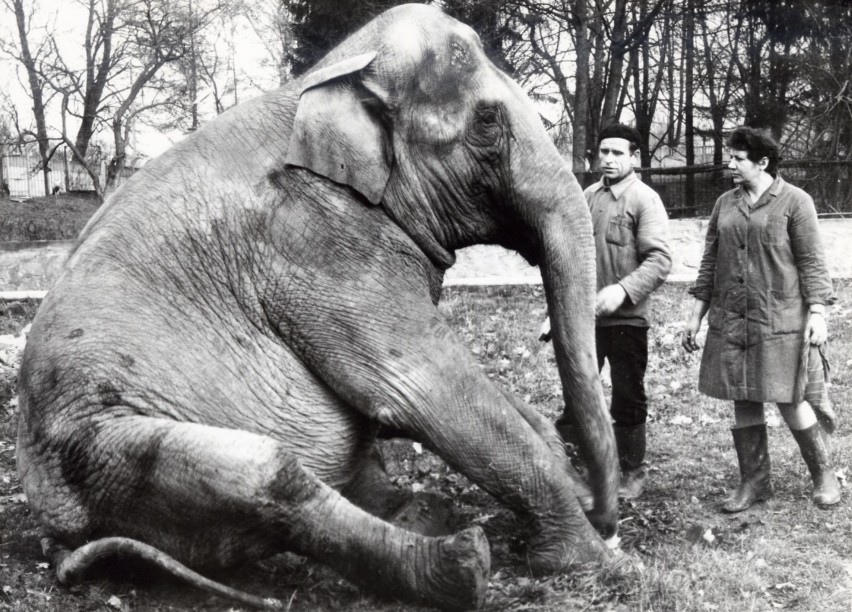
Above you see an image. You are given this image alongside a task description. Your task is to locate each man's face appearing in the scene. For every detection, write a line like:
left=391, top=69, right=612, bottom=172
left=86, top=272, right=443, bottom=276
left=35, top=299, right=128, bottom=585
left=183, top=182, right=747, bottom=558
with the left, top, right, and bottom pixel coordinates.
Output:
left=598, top=137, right=637, bottom=183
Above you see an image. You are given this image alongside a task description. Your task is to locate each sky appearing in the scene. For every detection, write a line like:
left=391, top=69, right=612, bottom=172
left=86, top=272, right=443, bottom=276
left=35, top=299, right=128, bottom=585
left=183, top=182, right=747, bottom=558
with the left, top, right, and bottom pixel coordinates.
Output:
left=0, top=0, right=280, bottom=160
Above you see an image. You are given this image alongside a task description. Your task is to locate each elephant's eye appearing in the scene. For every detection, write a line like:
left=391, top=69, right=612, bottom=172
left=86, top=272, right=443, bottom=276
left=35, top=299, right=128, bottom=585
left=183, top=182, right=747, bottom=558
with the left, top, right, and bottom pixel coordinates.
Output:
left=477, top=107, right=500, bottom=127
left=469, top=105, right=503, bottom=148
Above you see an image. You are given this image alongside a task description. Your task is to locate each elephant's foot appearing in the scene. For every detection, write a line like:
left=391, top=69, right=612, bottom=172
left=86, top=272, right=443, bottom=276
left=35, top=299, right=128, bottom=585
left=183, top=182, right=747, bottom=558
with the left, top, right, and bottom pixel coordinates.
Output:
left=326, top=523, right=490, bottom=611
left=411, top=526, right=490, bottom=611
left=524, top=516, right=611, bottom=576
left=390, top=491, right=454, bottom=536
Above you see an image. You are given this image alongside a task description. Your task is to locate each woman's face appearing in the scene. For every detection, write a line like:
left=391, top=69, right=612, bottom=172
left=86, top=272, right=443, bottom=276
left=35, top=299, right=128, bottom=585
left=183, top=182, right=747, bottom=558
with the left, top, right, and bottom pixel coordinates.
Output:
left=727, top=148, right=767, bottom=188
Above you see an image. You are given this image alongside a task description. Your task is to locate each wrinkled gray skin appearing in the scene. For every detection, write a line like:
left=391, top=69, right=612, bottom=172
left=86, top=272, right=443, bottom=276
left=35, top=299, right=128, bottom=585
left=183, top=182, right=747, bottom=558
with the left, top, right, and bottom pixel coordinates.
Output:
left=16, top=5, right=618, bottom=610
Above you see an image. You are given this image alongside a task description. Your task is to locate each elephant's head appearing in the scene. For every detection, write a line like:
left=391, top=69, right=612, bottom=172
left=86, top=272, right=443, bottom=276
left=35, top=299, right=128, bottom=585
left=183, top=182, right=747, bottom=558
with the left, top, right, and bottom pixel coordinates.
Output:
left=285, top=4, right=618, bottom=531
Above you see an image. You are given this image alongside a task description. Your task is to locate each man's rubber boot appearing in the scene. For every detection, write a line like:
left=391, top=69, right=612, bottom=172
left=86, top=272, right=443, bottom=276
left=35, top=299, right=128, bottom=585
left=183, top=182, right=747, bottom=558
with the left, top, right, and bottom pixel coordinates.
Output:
left=723, top=424, right=773, bottom=513
left=791, top=423, right=841, bottom=507
left=614, top=423, right=647, bottom=500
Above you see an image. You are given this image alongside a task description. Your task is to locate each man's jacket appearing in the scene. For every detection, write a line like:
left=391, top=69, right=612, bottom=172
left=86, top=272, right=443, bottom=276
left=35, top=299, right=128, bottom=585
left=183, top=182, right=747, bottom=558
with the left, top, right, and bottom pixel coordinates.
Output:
left=586, top=172, right=672, bottom=327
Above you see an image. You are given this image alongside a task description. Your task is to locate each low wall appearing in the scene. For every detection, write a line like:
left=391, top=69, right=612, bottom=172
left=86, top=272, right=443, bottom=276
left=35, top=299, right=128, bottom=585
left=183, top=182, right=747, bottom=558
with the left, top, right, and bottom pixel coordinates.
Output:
left=444, top=218, right=852, bottom=285
left=0, top=219, right=849, bottom=296
left=0, top=240, right=76, bottom=296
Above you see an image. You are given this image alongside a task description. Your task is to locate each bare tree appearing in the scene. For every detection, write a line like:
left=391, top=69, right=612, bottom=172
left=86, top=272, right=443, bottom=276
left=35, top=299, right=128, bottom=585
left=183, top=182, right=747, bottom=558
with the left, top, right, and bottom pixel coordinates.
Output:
left=39, top=0, right=221, bottom=196
left=2, top=0, right=55, bottom=195
left=627, top=0, right=671, bottom=166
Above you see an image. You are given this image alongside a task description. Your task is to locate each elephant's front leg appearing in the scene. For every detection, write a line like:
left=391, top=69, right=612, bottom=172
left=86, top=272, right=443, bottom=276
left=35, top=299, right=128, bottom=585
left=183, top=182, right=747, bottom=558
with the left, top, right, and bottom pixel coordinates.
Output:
left=285, top=290, right=611, bottom=570
left=500, top=389, right=595, bottom=513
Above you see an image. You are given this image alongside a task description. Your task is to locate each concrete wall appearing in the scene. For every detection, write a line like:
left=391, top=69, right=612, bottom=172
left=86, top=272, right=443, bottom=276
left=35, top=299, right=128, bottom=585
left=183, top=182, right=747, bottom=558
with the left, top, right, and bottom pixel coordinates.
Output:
left=0, top=220, right=849, bottom=296
left=0, top=240, right=76, bottom=296
left=444, top=218, right=852, bottom=285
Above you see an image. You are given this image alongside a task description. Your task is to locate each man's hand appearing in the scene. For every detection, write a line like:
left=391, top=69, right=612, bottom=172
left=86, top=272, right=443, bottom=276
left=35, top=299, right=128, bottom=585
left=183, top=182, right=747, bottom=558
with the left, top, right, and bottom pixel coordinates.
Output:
left=805, top=312, right=827, bottom=346
left=595, top=284, right=627, bottom=318
left=539, top=316, right=552, bottom=342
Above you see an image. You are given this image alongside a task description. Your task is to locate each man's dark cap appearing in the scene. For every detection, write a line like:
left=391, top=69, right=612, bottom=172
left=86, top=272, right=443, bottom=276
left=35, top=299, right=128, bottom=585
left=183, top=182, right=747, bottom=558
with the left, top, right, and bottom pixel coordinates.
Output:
left=598, top=123, right=641, bottom=150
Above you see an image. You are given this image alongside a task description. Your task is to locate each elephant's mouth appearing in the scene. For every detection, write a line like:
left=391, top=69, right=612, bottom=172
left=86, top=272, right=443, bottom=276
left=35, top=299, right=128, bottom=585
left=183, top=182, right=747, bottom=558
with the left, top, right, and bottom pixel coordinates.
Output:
left=500, top=230, right=539, bottom=267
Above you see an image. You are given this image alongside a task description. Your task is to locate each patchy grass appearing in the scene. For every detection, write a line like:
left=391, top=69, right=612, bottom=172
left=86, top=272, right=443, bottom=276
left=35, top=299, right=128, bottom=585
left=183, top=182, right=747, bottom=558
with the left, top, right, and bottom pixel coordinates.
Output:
left=0, top=194, right=100, bottom=241
left=1, top=281, right=851, bottom=611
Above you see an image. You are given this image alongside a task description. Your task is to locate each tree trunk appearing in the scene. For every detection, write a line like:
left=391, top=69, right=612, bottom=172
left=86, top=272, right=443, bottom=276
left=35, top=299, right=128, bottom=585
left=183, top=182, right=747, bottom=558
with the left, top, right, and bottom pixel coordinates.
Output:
left=13, top=0, right=51, bottom=196
left=684, top=0, right=695, bottom=209
left=572, top=0, right=591, bottom=173
left=600, top=0, right=628, bottom=124
left=76, top=0, right=116, bottom=161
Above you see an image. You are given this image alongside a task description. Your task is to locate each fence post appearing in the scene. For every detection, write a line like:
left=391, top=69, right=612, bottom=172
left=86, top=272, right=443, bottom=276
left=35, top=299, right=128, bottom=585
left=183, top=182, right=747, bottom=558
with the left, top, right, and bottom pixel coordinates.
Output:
left=63, top=147, right=70, bottom=192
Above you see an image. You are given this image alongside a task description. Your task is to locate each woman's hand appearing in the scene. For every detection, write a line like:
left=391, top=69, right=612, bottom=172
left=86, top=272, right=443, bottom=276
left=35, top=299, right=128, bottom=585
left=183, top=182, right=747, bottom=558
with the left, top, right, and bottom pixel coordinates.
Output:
left=805, top=312, right=827, bottom=346
left=682, top=318, right=703, bottom=352
left=682, top=299, right=710, bottom=353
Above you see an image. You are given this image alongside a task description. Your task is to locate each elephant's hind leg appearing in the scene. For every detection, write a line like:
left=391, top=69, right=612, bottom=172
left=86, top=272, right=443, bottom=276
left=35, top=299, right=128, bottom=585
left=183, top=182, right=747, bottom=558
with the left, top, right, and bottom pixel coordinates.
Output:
left=65, top=417, right=490, bottom=610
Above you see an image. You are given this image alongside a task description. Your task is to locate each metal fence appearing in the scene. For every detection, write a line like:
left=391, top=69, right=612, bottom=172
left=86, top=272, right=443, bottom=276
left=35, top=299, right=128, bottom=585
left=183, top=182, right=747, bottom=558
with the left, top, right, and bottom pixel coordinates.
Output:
left=0, top=147, right=143, bottom=199
left=2, top=148, right=850, bottom=219
left=576, top=160, right=852, bottom=219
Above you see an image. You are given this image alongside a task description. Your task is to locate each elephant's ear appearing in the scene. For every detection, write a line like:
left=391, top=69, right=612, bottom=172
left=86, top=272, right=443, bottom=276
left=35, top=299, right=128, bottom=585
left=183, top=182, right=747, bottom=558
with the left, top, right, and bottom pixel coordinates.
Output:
left=285, top=52, right=390, bottom=205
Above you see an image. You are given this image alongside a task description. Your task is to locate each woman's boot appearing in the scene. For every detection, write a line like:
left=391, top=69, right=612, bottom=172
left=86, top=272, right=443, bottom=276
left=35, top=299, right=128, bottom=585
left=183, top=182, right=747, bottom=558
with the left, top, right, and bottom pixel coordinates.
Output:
left=791, top=423, right=841, bottom=507
left=723, top=424, right=773, bottom=513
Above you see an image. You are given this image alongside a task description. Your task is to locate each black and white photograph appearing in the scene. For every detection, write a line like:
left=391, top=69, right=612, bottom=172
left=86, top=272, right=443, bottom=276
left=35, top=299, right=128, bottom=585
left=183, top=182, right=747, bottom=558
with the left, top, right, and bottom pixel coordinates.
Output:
left=0, top=1, right=850, bottom=610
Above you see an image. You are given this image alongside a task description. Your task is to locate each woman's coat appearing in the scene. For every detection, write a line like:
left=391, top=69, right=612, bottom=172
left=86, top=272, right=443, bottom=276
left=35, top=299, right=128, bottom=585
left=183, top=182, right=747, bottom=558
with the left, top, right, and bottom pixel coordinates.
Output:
left=689, top=177, right=833, bottom=403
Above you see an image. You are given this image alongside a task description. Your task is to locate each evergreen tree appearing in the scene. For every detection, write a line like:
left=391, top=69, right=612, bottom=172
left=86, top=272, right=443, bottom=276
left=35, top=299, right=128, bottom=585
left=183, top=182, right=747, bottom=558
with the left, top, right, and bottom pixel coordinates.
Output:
left=286, top=0, right=408, bottom=76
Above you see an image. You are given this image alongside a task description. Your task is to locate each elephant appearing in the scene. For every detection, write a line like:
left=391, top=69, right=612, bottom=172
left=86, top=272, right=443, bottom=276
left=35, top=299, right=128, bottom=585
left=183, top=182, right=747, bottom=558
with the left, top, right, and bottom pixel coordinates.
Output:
left=16, top=4, right=619, bottom=610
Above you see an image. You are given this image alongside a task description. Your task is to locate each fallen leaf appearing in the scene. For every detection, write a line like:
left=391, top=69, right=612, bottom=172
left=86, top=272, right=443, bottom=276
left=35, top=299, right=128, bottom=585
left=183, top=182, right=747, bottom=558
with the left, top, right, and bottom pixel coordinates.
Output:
left=412, top=442, right=423, bottom=455
left=471, top=513, right=496, bottom=524
left=669, top=415, right=693, bottom=426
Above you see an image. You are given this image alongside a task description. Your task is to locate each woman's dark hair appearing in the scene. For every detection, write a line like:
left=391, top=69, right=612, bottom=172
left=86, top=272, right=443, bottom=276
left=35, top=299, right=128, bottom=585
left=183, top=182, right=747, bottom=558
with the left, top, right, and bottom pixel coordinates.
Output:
left=726, top=126, right=781, bottom=176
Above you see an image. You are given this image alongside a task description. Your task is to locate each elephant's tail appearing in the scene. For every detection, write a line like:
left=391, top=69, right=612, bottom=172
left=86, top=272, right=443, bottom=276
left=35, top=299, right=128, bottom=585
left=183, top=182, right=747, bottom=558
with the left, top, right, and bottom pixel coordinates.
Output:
left=43, top=536, right=284, bottom=610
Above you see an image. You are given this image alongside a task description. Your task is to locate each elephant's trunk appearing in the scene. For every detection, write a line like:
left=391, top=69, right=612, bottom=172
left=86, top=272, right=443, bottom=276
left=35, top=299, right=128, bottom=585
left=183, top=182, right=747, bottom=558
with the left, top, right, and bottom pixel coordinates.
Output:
left=537, top=169, right=619, bottom=537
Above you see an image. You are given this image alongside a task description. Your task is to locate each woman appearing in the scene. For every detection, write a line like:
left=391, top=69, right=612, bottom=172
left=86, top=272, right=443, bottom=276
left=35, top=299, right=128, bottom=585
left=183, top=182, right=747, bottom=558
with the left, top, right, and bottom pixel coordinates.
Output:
left=682, top=126, right=839, bottom=511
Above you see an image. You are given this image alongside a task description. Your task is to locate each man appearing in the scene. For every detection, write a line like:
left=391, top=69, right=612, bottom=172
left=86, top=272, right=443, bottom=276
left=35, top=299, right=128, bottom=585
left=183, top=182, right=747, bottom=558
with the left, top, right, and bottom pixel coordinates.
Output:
left=552, top=123, right=671, bottom=500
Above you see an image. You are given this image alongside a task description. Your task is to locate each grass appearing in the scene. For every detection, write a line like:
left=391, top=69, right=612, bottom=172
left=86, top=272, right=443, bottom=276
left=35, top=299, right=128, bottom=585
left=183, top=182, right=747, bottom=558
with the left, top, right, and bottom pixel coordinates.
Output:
left=1, top=281, right=851, bottom=611
left=0, top=194, right=100, bottom=242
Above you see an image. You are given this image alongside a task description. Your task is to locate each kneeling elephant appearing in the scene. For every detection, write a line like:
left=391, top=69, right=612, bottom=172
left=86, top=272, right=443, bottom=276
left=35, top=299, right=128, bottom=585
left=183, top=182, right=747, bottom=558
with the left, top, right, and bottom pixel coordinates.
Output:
left=17, top=4, right=618, bottom=610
